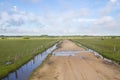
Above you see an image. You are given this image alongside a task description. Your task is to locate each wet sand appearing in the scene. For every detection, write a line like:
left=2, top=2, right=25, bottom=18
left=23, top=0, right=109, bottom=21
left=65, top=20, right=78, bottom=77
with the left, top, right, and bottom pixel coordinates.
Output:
left=30, top=40, right=120, bottom=80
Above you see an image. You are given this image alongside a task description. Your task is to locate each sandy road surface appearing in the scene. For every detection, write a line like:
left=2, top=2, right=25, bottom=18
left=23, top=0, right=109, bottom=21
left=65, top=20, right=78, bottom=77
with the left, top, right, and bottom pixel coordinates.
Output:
left=30, top=40, right=120, bottom=80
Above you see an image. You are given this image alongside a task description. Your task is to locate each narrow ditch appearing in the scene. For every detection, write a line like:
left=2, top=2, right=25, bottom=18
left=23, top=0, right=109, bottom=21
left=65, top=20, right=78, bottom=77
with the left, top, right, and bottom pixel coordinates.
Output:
left=2, top=43, right=58, bottom=80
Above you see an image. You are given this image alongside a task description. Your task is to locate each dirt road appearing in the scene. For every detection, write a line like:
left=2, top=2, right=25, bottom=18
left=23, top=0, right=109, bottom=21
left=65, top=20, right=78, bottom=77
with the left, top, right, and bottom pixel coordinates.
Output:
left=30, top=40, right=120, bottom=80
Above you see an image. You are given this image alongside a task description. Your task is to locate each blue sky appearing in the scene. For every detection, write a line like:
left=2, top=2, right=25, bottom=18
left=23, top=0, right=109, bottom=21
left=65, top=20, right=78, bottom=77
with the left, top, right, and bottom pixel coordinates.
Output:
left=0, top=0, right=120, bottom=36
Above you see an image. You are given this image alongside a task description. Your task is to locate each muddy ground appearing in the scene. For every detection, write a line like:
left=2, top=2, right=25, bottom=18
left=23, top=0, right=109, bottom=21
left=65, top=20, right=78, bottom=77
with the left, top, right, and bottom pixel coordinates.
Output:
left=30, top=40, right=120, bottom=80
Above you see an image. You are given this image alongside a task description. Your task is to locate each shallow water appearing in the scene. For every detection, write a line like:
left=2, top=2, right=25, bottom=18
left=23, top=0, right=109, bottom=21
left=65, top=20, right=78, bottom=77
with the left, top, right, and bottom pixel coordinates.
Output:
left=52, top=50, right=91, bottom=56
left=2, top=44, right=57, bottom=80
left=52, top=48, right=117, bottom=65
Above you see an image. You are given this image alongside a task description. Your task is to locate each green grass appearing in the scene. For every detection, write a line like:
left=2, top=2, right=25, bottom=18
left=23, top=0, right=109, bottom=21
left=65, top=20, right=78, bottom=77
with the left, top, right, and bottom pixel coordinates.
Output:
left=0, top=38, right=58, bottom=79
left=72, top=39, right=120, bottom=62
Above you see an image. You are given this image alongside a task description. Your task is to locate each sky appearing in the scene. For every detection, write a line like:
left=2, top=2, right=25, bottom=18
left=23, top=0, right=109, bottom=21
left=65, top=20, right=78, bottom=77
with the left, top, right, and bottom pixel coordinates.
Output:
left=0, top=0, right=120, bottom=36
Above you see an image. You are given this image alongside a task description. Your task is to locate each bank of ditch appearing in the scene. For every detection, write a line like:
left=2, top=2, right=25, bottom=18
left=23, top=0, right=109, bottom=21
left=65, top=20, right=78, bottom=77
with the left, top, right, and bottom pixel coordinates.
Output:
left=72, top=39, right=120, bottom=64
left=0, top=39, right=59, bottom=79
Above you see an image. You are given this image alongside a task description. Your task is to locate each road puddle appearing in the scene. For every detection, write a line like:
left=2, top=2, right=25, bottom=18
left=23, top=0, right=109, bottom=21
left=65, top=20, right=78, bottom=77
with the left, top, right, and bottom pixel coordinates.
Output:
left=52, top=48, right=119, bottom=66
left=52, top=49, right=92, bottom=56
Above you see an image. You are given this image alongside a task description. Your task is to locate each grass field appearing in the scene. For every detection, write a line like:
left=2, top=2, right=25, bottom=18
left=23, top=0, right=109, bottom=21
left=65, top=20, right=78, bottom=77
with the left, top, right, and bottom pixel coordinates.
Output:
left=72, top=39, right=120, bottom=62
left=0, top=38, right=58, bottom=79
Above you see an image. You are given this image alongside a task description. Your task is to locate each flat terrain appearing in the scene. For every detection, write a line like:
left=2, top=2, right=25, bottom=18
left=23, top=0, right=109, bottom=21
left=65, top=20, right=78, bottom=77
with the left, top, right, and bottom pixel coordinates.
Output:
left=0, top=39, right=58, bottom=78
left=30, top=40, right=120, bottom=80
left=73, top=39, right=120, bottom=62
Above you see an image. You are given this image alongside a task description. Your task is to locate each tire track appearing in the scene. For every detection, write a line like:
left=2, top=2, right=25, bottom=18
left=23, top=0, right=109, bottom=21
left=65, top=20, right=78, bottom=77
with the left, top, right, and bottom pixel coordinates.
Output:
left=68, top=56, right=86, bottom=80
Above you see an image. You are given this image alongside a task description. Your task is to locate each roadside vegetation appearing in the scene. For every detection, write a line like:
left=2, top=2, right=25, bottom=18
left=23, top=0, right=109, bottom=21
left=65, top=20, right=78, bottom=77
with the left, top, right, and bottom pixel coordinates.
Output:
left=0, top=38, right=58, bottom=79
left=73, top=38, right=120, bottom=62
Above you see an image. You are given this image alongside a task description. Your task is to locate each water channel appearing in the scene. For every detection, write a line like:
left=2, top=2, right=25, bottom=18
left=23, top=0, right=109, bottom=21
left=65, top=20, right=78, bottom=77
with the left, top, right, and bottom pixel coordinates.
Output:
left=2, top=44, right=57, bottom=80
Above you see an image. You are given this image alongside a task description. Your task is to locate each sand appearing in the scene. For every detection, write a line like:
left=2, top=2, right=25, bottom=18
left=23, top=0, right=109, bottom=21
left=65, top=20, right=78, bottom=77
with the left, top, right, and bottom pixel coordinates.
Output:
left=30, top=40, right=120, bottom=80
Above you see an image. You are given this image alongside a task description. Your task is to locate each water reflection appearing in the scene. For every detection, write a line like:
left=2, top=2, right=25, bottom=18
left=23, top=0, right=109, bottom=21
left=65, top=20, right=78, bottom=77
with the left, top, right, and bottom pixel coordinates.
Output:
left=2, top=44, right=57, bottom=80
left=53, top=50, right=91, bottom=56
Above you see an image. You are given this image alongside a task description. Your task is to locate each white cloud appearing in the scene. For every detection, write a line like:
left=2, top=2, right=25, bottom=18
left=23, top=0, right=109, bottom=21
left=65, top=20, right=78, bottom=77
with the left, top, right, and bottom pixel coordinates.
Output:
left=31, top=0, right=41, bottom=3
left=0, top=6, right=45, bottom=35
left=76, top=18, right=96, bottom=22
left=94, top=16, right=113, bottom=25
left=91, top=16, right=120, bottom=36
left=22, top=0, right=42, bottom=3
left=11, top=6, right=17, bottom=12
left=0, top=4, right=120, bottom=36
left=110, top=0, right=117, bottom=3
left=99, top=0, right=119, bottom=16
